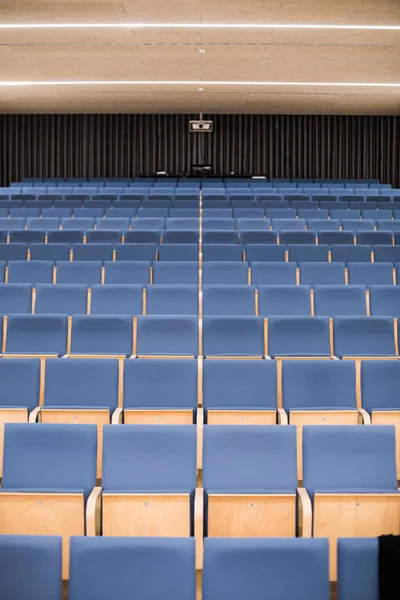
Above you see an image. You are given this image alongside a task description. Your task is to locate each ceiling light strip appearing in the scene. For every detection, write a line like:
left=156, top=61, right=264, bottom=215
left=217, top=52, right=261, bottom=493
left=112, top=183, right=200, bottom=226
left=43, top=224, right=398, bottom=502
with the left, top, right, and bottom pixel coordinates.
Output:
left=0, top=23, right=400, bottom=30
left=0, top=81, right=399, bottom=87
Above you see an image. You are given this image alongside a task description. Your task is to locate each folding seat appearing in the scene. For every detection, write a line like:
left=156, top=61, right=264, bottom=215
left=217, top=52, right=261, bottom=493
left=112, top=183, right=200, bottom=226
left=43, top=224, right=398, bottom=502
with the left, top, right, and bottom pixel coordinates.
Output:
left=301, top=425, right=400, bottom=579
left=138, top=208, right=168, bottom=218
left=373, top=245, right=400, bottom=264
left=9, top=229, right=46, bottom=244
left=103, top=261, right=150, bottom=285
left=70, top=315, right=134, bottom=357
left=85, top=230, right=122, bottom=244
left=144, top=197, right=172, bottom=209
left=203, top=285, right=255, bottom=316
left=202, top=316, right=264, bottom=358
left=330, top=244, right=371, bottom=264
left=271, top=218, right=305, bottom=232
left=299, top=262, right=345, bottom=285
left=236, top=218, right=270, bottom=231
left=3, top=314, right=68, bottom=357
left=258, top=285, right=311, bottom=316
left=376, top=219, right=400, bottom=232
left=266, top=208, right=296, bottom=219
left=105, top=208, right=136, bottom=218
left=0, top=243, right=28, bottom=262
left=72, top=243, right=113, bottom=263
left=239, top=230, right=278, bottom=245
left=85, top=199, right=114, bottom=209
left=244, top=244, right=286, bottom=262
left=342, top=219, right=375, bottom=232
left=162, top=229, right=199, bottom=244
left=337, top=538, right=378, bottom=600
left=261, top=200, right=290, bottom=210
left=203, top=425, right=297, bottom=538
left=0, top=282, right=32, bottom=314
left=114, top=199, right=141, bottom=209
left=201, top=244, right=240, bottom=262
left=34, top=283, right=88, bottom=315
left=152, top=261, right=198, bottom=285
left=7, top=260, right=54, bottom=285
left=330, top=209, right=360, bottom=220
left=115, top=242, right=158, bottom=262
left=74, top=208, right=104, bottom=218
left=0, top=217, right=25, bottom=231
left=251, top=261, right=296, bottom=285
left=0, top=423, right=97, bottom=578
left=369, top=285, right=400, bottom=317
left=363, top=209, right=392, bottom=220
left=95, top=217, right=130, bottom=231
left=165, top=218, right=199, bottom=230
left=299, top=209, right=329, bottom=219
left=41, top=208, right=71, bottom=218
left=347, top=262, right=394, bottom=285
left=145, top=284, right=198, bottom=315
left=202, top=261, right=248, bottom=285
left=131, top=218, right=165, bottom=231
left=10, top=207, right=40, bottom=217
left=136, top=315, right=199, bottom=357
left=121, top=358, right=198, bottom=424
left=26, top=217, right=60, bottom=231
left=307, top=219, right=340, bottom=231
left=60, top=198, right=85, bottom=208
left=267, top=316, right=331, bottom=358
left=314, top=285, right=367, bottom=316
left=62, top=217, right=95, bottom=230
left=333, top=316, right=397, bottom=358
left=47, top=230, right=84, bottom=244
left=56, top=261, right=102, bottom=285
left=318, top=231, right=355, bottom=245
left=169, top=208, right=199, bottom=217
left=202, top=231, right=240, bottom=244
left=357, top=231, right=393, bottom=245
left=287, top=244, right=328, bottom=264
left=280, top=231, right=317, bottom=245
left=233, top=208, right=264, bottom=218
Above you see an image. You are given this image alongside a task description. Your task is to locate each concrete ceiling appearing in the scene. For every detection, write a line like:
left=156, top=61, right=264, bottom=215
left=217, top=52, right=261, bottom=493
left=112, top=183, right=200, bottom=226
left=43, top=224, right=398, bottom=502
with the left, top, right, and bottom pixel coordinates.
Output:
left=0, top=0, right=399, bottom=114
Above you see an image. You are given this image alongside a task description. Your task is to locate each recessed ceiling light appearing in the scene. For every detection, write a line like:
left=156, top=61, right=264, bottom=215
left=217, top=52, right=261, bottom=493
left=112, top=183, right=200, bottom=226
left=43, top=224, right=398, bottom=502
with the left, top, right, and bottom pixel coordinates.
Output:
left=199, top=49, right=206, bottom=54
left=199, top=87, right=204, bottom=91
left=0, top=23, right=399, bottom=30
left=0, top=81, right=399, bottom=87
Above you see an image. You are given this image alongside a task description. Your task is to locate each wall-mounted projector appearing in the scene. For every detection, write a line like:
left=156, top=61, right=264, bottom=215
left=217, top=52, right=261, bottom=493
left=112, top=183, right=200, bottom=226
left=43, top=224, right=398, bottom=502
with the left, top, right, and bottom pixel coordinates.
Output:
left=189, top=120, right=213, bottom=132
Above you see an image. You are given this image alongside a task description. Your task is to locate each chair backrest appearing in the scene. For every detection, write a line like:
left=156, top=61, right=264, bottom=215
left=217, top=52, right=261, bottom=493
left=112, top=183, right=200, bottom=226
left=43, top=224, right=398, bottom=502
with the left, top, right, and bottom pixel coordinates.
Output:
left=61, top=217, right=95, bottom=230
left=34, top=284, right=88, bottom=315
left=202, top=244, right=243, bottom=262
left=7, top=260, right=54, bottom=285
left=90, top=284, right=143, bottom=316
left=44, top=358, right=119, bottom=410
left=330, top=245, right=372, bottom=264
left=251, top=262, right=297, bottom=285
left=69, top=537, right=195, bottom=600
left=245, top=245, right=286, bottom=263
left=333, top=316, right=396, bottom=358
left=258, top=285, right=311, bottom=316
left=337, top=538, right=378, bottom=600
left=361, top=360, right=400, bottom=411
left=203, top=285, right=255, bottom=315
left=203, top=425, right=297, bottom=491
left=299, top=262, right=345, bottom=285
left=2, top=423, right=97, bottom=497
left=5, top=314, right=68, bottom=356
left=202, top=262, right=249, bottom=285
left=0, top=283, right=32, bottom=314
left=115, top=243, right=158, bottom=262
left=102, top=424, right=197, bottom=491
left=373, top=245, right=400, bottom=264
left=71, top=315, right=134, bottom=356
left=202, top=316, right=265, bottom=357
left=347, top=262, right=394, bottom=286
left=104, top=261, right=151, bottom=285
left=56, top=261, right=102, bottom=285
left=203, top=360, right=277, bottom=410
left=314, top=285, right=367, bottom=316
left=267, top=316, right=331, bottom=358
left=157, top=244, right=199, bottom=262
left=302, top=425, right=398, bottom=497
left=288, top=244, right=329, bottom=263
left=30, top=243, right=71, bottom=262
left=203, top=538, right=329, bottom=600
left=152, top=262, right=199, bottom=285
left=369, top=285, right=400, bottom=317
left=0, top=243, right=28, bottom=262
left=145, top=284, right=198, bottom=315
left=317, top=231, right=354, bottom=245
left=72, top=243, right=113, bottom=263
left=0, top=358, right=40, bottom=411
left=136, top=315, right=199, bottom=357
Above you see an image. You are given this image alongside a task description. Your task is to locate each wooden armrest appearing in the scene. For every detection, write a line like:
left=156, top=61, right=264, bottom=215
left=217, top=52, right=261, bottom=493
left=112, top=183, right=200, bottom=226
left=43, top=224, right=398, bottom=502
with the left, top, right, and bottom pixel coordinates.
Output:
left=194, top=487, right=204, bottom=570
left=277, top=408, right=288, bottom=425
left=332, top=355, right=339, bottom=361
left=28, top=407, right=41, bottom=423
left=297, top=488, right=312, bottom=538
left=197, top=408, right=204, bottom=472
left=61, top=354, right=70, bottom=359
left=358, top=408, right=371, bottom=425
left=86, top=486, right=102, bottom=537
left=111, top=407, right=123, bottom=424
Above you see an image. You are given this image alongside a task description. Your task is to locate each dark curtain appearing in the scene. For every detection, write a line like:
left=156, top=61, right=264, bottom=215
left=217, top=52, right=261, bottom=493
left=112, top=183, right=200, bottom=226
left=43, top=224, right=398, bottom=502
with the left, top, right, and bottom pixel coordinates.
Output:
left=1, top=114, right=399, bottom=186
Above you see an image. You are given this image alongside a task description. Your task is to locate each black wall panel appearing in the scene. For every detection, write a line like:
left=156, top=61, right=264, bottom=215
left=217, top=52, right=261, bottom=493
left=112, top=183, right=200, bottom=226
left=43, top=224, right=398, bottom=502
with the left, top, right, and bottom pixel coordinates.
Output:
left=1, top=114, right=399, bottom=186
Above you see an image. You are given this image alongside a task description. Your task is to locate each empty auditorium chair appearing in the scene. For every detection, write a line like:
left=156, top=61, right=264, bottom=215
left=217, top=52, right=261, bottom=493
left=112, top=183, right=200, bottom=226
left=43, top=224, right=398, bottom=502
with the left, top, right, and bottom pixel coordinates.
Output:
left=169, top=208, right=199, bottom=217
left=258, top=285, right=311, bottom=316
left=301, top=425, right=400, bottom=579
left=202, top=244, right=242, bottom=262
left=145, top=284, right=198, bottom=315
left=138, top=208, right=169, bottom=218
left=203, top=359, right=278, bottom=424
left=47, top=230, right=84, bottom=244
left=202, top=262, right=248, bottom=285
left=236, top=218, right=270, bottom=231
left=0, top=283, right=32, bottom=314
left=115, top=243, right=158, bottom=262
left=233, top=208, right=264, bottom=218
left=95, top=218, right=130, bottom=231
left=357, top=231, right=393, bottom=245
left=363, top=209, right=392, bottom=220
left=299, top=262, right=346, bottom=285
left=251, top=262, right=296, bottom=284
left=9, top=229, right=46, bottom=244
left=36, top=282, right=85, bottom=314
left=288, top=244, right=329, bottom=263
left=202, top=231, right=240, bottom=244
left=342, top=219, right=375, bottom=232
left=122, top=359, right=198, bottom=424
left=0, top=243, right=28, bottom=262
left=105, top=208, right=136, bottom=218
left=3, top=314, right=68, bottom=357
left=90, top=284, right=143, bottom=316
left=374, top=245, right=400, bottom=264
left=267, top=316, right=331, bottom=358
left=69, top=537, right=195, bottom=600
left=279, top=231, right=317, bottom=245
left=273, top=218, right=306, bottom=231
left=203, top=425, right=297, bottom=537
left=299, top=209, right=329, bottom=219
left=265, top=209, right=297, bottom=219
left=347, top=262, right=394, bottom=285
left=240, top=230, right=278, bottom=245
left=166, top=218, right=199, bottom=230
left=85, top=230, right=123, bottom=244
left=158, top=244, right=199, bottom=262
left=244, top=244, right=286, bottom=262
left=337, top=538, right=378, bottom=600
left=74, top=208, right=104, bottom=218
left=152, top=262, right=198, bottom=285
left=0, top=217, right=25, bottom=231
left=10, top=207, right=40, bottom=217
left=7, top=260, right=54, bottom=285
left=333, top=316, right=397, bottom=358
left=27, top=217, right=61, bottom=230
left=161, top=230, right=198, bottom=244
left=131, top=217, right=165, bottom=230
left=202, top=316, right=264, bottom=357
left=70, top=315, right=134, bottom=357
left=331, top=245, right=372, bottom=264
left=56, top=261, right=102, bottom=285
left=0, top=423, right=97, bottom=578
left=314, top=285, right=367, bottom=316
left=307, top=219, right=340, bottom=231
left=72, top=243, right=113, bottom=263
left=318, top=231, right=355, bottom=245
left=62, top=217, right=95, bottom=230
left=101, top=424, right=197, bottom=537
left=104, top=261, right=151, bottom=285
left=203, top=538, right=329, bottom=600
left=203, top=285, right=255, bottom=316
left=136, top=315, right=198, bottom=357
left=30, top=243, right=70, bottom=262
left=369, top=285, right=400, bottom=316
left=377, top=219, right=400, bottom=232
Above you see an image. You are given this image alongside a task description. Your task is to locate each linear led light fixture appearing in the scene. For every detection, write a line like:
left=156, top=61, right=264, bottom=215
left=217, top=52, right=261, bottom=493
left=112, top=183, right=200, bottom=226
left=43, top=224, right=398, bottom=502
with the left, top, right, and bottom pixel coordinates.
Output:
left=0, top=81, right=399, bottom=87
left=0, top=23, right=400, bottom=30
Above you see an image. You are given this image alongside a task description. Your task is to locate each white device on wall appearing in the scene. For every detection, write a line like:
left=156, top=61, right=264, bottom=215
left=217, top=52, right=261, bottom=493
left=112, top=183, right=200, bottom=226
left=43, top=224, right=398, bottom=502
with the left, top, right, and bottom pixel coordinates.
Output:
left=189, top=120, right=213, bottom=132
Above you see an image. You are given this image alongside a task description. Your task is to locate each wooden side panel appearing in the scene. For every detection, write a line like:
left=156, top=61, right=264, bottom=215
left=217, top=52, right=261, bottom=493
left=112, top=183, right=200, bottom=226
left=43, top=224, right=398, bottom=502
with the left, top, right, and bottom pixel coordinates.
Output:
left=207, top=410, right=276, bottom=425
left=314, top=493, right=400, bottom=580
left=40, top=409, right=109, bottom=478
left=0, top=408, right=28, bottom=478
left=103, top=493, right=191, bottom=537
left=0, top=493, right=84, bottom=579
left=371, top=411, right=400, bottom=479
left=208, top=493, right=296, bottom=538
left=124, top=409, right=193, bottom=425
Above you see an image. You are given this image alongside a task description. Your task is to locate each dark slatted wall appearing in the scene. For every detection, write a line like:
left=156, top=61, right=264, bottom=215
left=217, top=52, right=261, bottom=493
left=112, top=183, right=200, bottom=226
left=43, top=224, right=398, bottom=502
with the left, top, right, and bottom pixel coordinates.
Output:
left=1, top=114, right=399, bottom=186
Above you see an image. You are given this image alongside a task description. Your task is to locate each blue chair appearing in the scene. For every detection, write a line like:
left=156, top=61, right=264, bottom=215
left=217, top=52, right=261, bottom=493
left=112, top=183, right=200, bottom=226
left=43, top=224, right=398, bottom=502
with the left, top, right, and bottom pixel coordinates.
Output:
left=308, top=219, right=340, bottom=231
left=251, top=262, right=296, bottom=285
left=96, top=217, right=130, bottom=230
left=72, top=244, right=113, bottom=263
left=377, top=220, right=400, bottom=232
left=333, top=316, right=397, bottom=358
left=74, top=208, right=104, bottom=218
left=331, top=210, right=361, bottom=220
left=331, top=245, right=372, bottom=264
left=240, top=231, right=278, bottom=245
left=347, top=262, right=394, bottom=286
left=3, top=314, right=68, bottom=357
left=0, top=535, right=62, bottom=600
left=244, top=244, right=286, bottom=262
left=0, top=243, right=28, bottom=262
left=318, top=231, right=355, bottom=245
left=273, top=218, right=306, bottom=231
left=166, top=218, right=199, bottom=230
left=56, top=261, right=102, bottom=285
left=203, top=425, right=298, bottom=537
left=373, top=245, right=400, bottom=264
left=104, top=261, right=151, bottom=285
left=62, top=218, right=95, bottom=230
left=47, top=230, right=84, bottom=244
left=342, top=219, right=375, bottom=232
left=131, top=218, right=165, bottom=230
left=267, top=316, right=331, bottom=358
left=266, top=209, right=297, bottom=219
left=288, top=244, right=329, bottom=263
left=146, top=285, right=198, bottom=315
left=280, top=231, right=316, bottom=245
left=34, top=284, right=88, bottom=315
left=361, top=360, right=400, bottom=420
left=169, top=208, right=199, bottom=217
left=236, top=219, right=270, bottom=231
left=7, top=260, right=54, bottom=285
left=202, top=262, right=248, bottom=285
left=203, top=285, right=255, bottom=316
left=363, top=209, right=392, bottom=220
left=10, top=208, right=40, bottom=218
left=115, top=243, right=157, bottom=262
left=90, top=285, right=143, bottom=316
left=162, top=230, right=198, bottom=244
left=357, top=231, right=393, bottom=245
left=203, top=538, right=329, bottom=600
left=202, top=231, right=240, bottom=244
left=136, top=315, right=199, bottom=357
left=0, top=357, right=41, bottom=433
left=138, top=208, right=168, bottom=218
left=202, top=244, right=242, bottom=262
left=70, top=315, right=134, bottom=357
left=202, top=316, right=264, bottom=357
left=85, top=230, right=123, bottom=244
left=30, top=243, right=70, bottom=262
left=157, top=244, right=198, bottom=261
left=69, top=537, right=195, bottom=600
left=258, top=285, right=311, bottom=316
left=152, top=262, right=198, bottom=285
left=314, top=285, right=367, bottom=316
left=299, top=262, right=345, bottom=285
left=9, top=230, right=46, bottom=244
left=0, top=217, right=25, bottom=231
left=337, top=538, right=378, bottom=600
left=0, top=283, right=32, bottom=314
left=299, top=209, right=329, bottom=219
left=26, top=217, right=60, bottom=231
left=369, top=285, right=400, bottom=317
left=105, top=208, right=136, bottom=218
